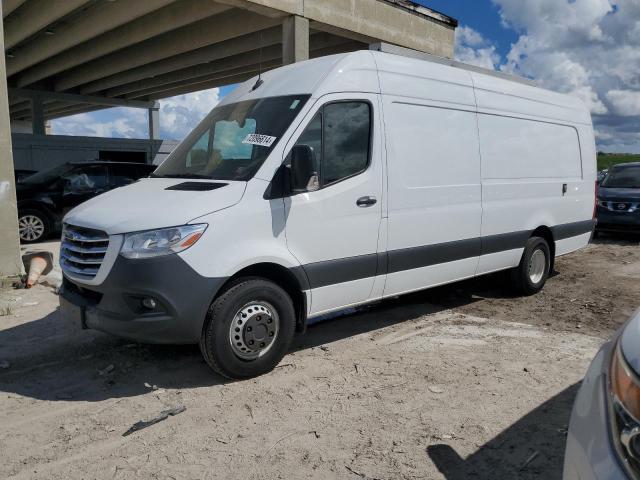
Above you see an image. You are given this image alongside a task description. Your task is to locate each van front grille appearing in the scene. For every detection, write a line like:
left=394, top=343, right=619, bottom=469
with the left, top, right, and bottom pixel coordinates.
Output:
left=60, top=224, right=109, bottom=281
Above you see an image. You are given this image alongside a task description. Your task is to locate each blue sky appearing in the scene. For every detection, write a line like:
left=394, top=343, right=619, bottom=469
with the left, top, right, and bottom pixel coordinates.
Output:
left=52, top=0, right=640, bottom=153
left=415, top=0, right=518, bottom=58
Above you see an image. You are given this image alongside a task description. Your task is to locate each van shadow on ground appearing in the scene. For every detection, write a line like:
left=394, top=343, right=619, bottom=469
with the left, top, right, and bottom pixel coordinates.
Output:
left=428, top=383, right=580, bottom=480
left=0, top=272, right=531, bottom=403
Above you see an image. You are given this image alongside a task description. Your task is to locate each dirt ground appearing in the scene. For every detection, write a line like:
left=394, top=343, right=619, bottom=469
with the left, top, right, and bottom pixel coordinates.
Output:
left=0, top=235, right=638, bottom=480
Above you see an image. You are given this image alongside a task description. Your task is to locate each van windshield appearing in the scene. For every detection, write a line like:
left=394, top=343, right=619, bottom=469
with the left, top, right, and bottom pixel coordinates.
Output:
left=153, top=95, right=310, bottom=181
left=601, top=165, right=640, bottom=189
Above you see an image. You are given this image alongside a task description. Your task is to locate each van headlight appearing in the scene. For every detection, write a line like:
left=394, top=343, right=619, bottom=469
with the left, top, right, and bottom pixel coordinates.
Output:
left=120, top=224, right=207, bottom=259
left=609, top=341, right=640, bottom=475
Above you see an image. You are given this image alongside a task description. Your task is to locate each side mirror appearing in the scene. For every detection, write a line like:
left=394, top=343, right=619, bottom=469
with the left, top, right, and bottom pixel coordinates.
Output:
left=290, top=144, right=319, bottom=192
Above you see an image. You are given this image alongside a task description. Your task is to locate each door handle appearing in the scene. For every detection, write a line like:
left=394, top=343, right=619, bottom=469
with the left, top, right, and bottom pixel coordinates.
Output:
left=562, top=183, right=568, bottom=196
left=356, top=196, right=377, bottom=207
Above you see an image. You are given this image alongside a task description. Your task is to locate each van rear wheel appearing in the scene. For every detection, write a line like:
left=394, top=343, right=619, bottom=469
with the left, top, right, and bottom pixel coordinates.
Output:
left=510, top=236, right=551, bottom=296
left=200, top=277, right=296, bottom=379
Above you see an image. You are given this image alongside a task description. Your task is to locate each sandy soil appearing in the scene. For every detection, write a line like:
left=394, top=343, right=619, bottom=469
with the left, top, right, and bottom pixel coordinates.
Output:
left=0, top=236, right=638, bottom=480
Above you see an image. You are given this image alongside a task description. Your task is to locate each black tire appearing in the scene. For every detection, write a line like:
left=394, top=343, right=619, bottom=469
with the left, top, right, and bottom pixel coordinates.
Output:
left=17, top=208, right=51, bottom=243
left=510, top=236, right=551, bottom=296
left=200, top=277, right=296, bottom=379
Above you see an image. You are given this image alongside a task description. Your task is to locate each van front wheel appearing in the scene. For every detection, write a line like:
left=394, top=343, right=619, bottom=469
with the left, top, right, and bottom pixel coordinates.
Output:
left=200, top=278, right=296, bottom=379
left=510, top=236, right=551, bottom=296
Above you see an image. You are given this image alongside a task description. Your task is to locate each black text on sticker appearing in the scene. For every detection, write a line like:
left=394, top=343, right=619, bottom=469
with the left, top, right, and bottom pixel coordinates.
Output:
left=242, top=134, right=277, bottom=147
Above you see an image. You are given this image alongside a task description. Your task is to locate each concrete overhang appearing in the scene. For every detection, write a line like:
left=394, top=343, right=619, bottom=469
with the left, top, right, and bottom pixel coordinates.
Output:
left=2, top=0, right=456, bottom=121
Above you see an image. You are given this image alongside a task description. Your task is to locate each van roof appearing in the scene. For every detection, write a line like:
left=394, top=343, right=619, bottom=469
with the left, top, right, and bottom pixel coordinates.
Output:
left=221, top=48, right=591, bottom=126
left=370, top=42, right=536, bottom=87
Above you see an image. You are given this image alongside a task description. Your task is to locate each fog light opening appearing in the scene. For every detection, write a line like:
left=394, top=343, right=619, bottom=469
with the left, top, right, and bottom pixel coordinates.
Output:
left=141, top=297, right=158, bottom=310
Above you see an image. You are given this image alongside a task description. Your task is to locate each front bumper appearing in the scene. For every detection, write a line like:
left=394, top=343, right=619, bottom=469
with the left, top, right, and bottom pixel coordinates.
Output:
left=596, top=209, right=640, bottom=233
left=59, top=253, right=226, bottom=344
left=564, top=340, right=632, bottom=480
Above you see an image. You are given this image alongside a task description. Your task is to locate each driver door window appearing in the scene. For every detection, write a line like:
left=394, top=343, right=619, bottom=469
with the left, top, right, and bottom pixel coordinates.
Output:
left=292, top=101, right=371, bottom=189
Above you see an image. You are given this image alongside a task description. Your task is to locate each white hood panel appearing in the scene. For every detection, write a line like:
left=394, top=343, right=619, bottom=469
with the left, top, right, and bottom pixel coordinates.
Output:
left=64, top=178, right=246, bottom=234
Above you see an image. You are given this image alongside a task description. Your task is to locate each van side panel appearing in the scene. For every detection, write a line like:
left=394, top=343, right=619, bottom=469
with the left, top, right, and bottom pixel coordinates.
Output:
left=479, top=115, right=582, bottom=180
left=470, top=71, right=592, bottom=126
left=556, top=123, right=597, bottom=256
left=476, top=114, right=592, bottom=275
left=373, top=52, right=476, bottom=109
left=382, top=99, right=482, bottom=297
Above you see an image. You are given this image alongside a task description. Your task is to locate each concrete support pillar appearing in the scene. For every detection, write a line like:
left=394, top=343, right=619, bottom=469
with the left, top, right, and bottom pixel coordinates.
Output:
left=0, top=3, right=23, bottom=278
left=282, top=15, right=309, bottom=65
left=31, top=96, right=45, bottom=135
left=148, top=101, right=160, bottom=140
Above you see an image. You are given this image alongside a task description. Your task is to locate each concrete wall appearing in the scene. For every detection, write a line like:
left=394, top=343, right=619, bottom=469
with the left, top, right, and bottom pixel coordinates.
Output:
left=10, top=119, right=52, bottom=134
left=0, top=2, right=22, bottom=277
left=226, top=0, right=455, bottom=57
left=10, top=134, right=177, bottom=171
left=305, top=0, right=454, bottom=58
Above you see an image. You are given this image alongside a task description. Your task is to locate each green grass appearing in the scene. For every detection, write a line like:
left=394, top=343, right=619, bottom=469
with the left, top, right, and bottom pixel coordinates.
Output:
left=597, top=153, right=640, bottom=171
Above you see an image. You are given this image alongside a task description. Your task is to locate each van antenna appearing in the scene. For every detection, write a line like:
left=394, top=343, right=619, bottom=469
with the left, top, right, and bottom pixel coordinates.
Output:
left=252, top=31, right=264, bottom=91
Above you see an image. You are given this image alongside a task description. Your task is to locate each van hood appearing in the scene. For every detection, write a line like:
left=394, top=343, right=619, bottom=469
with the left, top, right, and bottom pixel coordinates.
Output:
left=64, top=178, right=246, bottom=234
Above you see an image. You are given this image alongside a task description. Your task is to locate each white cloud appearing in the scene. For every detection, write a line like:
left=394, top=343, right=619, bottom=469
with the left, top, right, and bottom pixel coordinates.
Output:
left=490, top=0, right=640, bottom=152
left=455, top=26, right=500, bottom=70
left=51, top=108, right=147, bottom=138
left=159, top=88, right=220, bottom=139
left=457, top=25, right=487, bottom=48
left=51, top=87, right=221, bottom=141
left=606, top=90, right=640, bottom=116
left=595, top=130, right=614, bottom=141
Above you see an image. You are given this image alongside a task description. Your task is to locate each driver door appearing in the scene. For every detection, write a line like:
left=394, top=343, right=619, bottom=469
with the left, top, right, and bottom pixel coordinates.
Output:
left=283, top=94, right=384, bottom=316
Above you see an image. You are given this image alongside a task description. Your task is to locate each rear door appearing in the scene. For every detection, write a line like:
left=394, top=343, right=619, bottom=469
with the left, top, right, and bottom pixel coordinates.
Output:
left=283, top=94, right=384, bottom=316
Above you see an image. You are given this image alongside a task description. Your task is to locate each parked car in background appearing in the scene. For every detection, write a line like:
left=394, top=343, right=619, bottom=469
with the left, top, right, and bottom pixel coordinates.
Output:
left=17, top=161, right=155, bottom=243
left=14, top=169, right=36, bottom=182
left=596, top=162, right=640, bottom=234
left=564, top=309, right=640, bottom=479
left=597, top=169, right=608, bottom=184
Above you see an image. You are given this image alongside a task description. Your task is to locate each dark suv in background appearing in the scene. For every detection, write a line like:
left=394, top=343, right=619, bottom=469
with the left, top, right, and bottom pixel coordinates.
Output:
left=17, top=161, right=156, bottom=243
left=596, top=162, right=640, bottom=235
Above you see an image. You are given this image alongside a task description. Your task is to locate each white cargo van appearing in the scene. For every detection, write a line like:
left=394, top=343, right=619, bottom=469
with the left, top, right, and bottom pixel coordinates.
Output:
left=60, top=45, right=596, bottom=379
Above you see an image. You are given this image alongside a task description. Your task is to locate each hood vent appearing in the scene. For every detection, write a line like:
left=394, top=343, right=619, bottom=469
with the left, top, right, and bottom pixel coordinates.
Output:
left=165, top=182, right=228, bottom=191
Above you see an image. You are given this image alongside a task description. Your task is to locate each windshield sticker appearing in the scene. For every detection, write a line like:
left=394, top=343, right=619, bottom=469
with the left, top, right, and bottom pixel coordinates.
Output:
left=242, top=133, right=277, bottom=148
left=290, top=99, right=300, bottom=110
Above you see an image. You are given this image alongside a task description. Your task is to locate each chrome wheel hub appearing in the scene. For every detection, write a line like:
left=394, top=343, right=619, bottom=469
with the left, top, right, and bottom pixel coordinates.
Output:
left=528, top=249, right=546, bottom=284
left=18, top=215, right=45, bottom=241
left=229, top=301, right=279, bottom=360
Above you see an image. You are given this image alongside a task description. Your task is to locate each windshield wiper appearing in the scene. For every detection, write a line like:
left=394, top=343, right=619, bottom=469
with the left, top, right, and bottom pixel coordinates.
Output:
left=151, top=173, right=212, bottom=180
